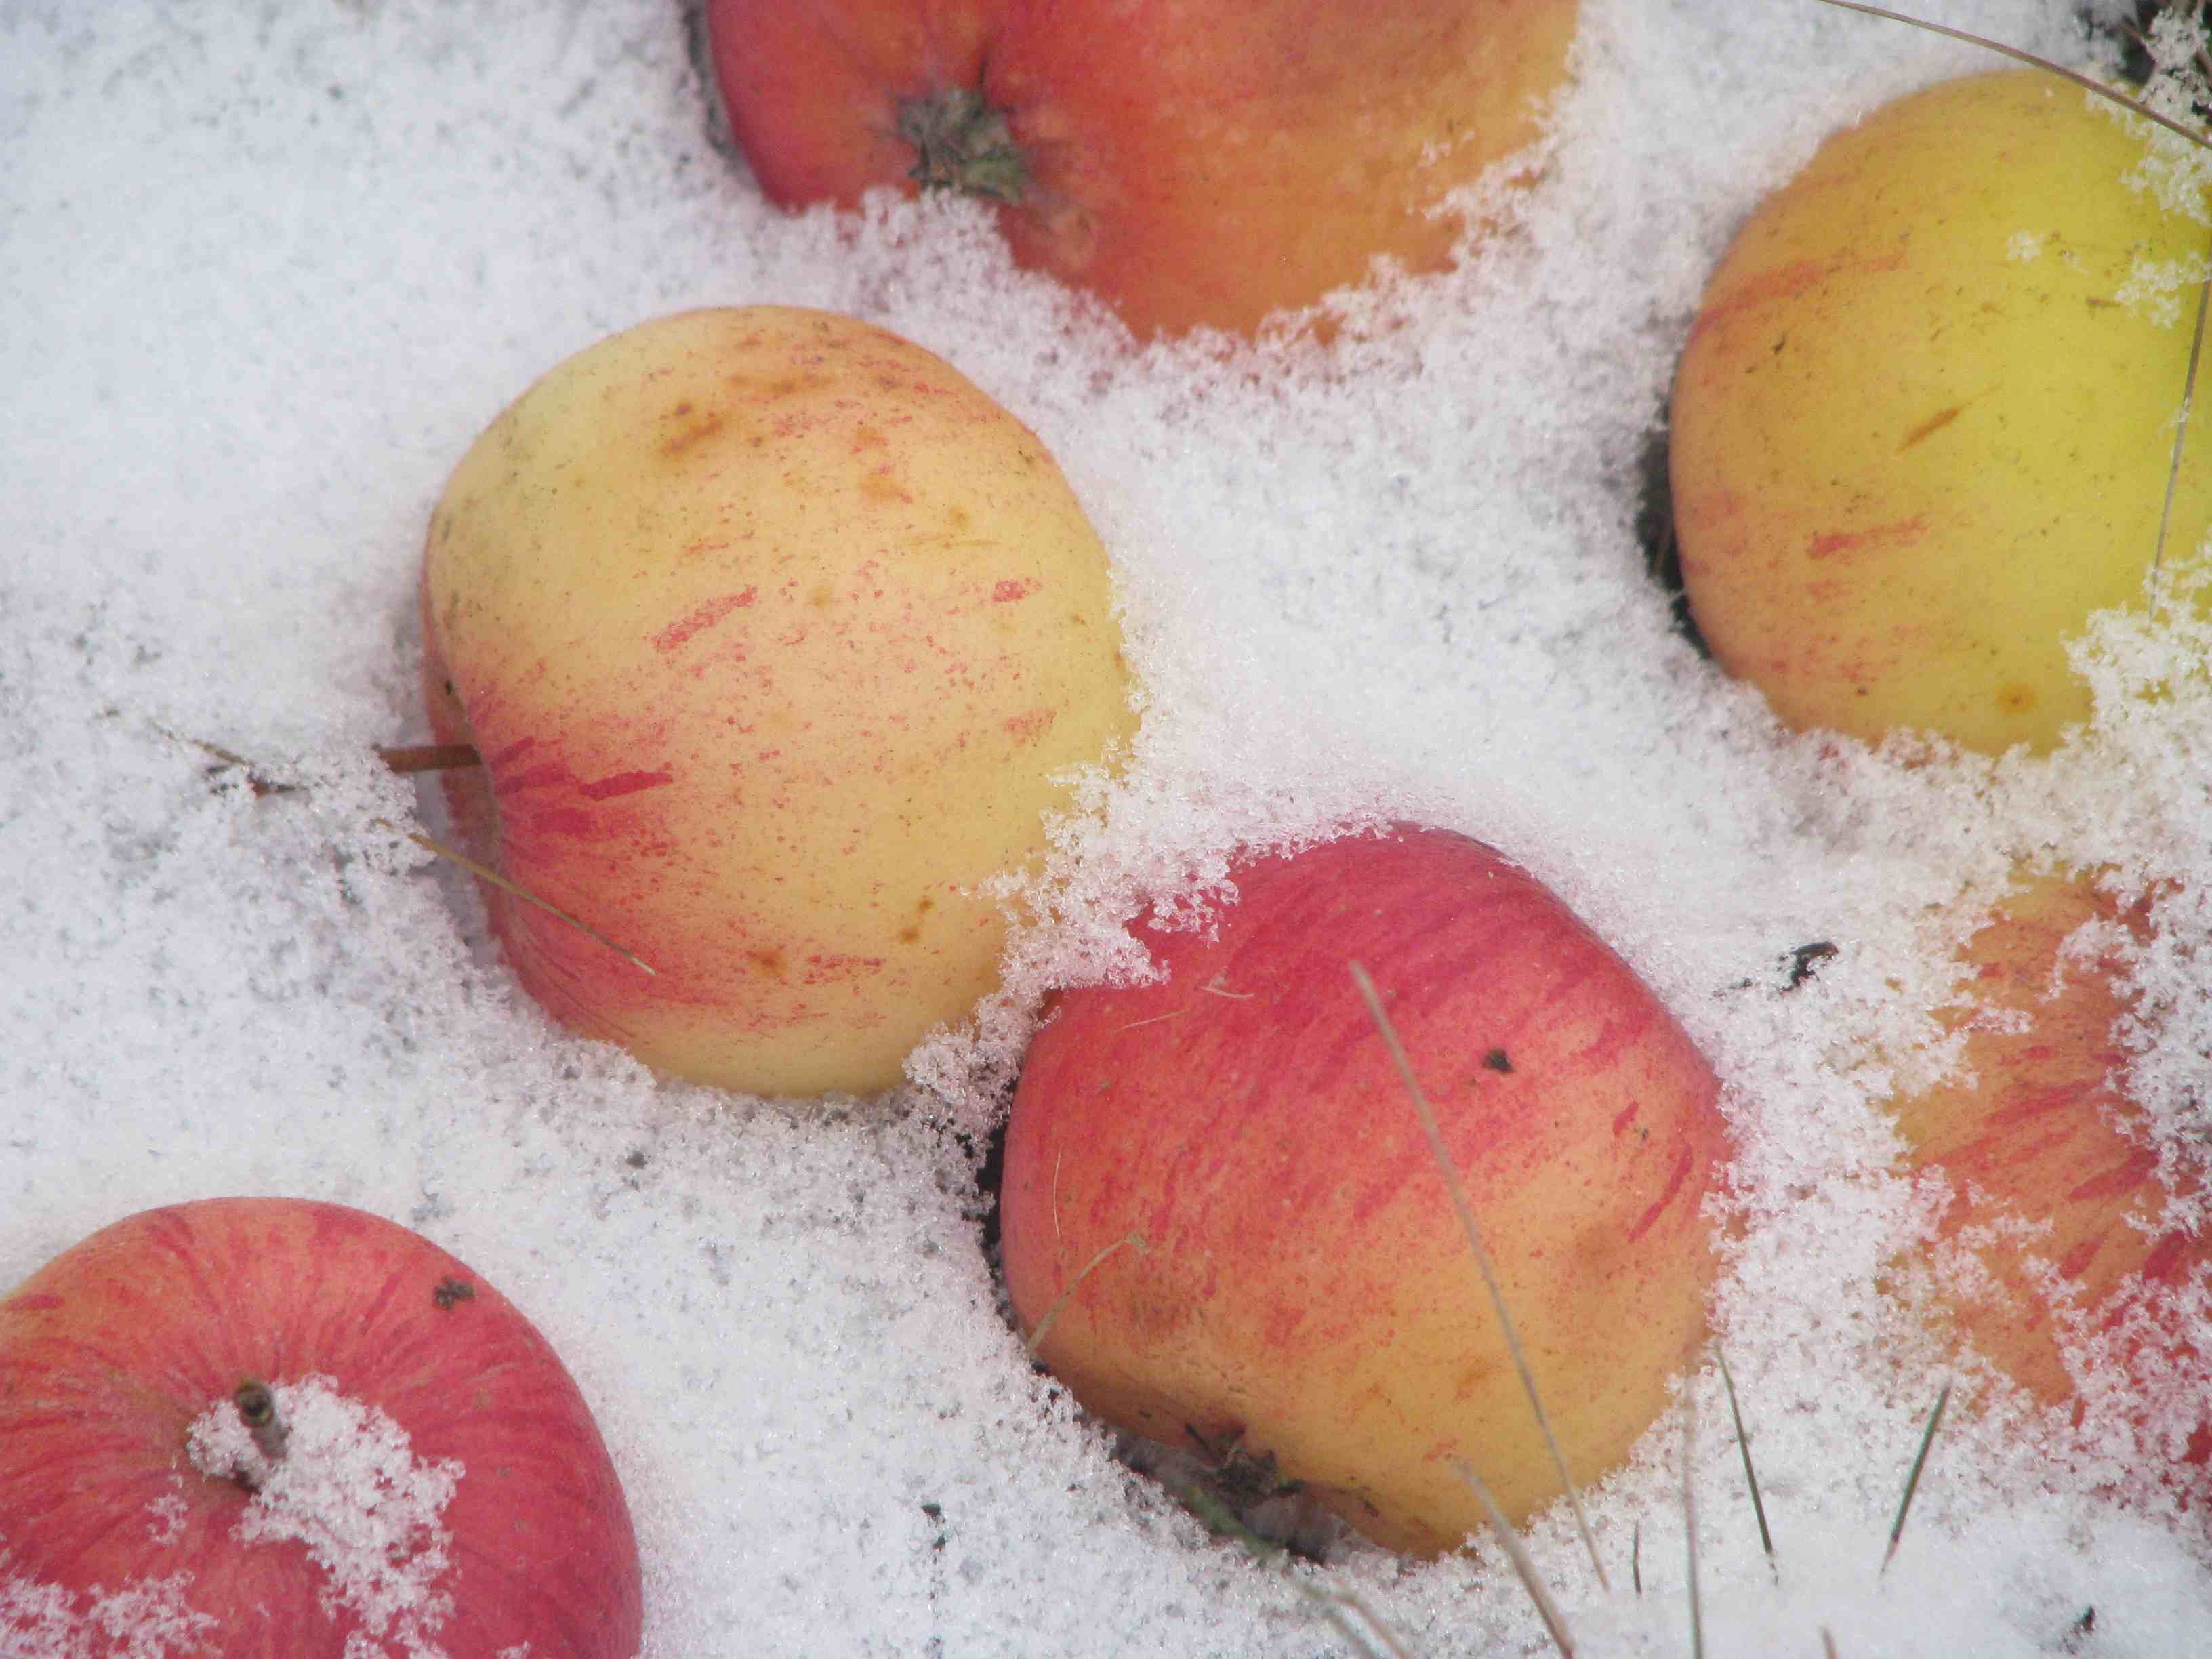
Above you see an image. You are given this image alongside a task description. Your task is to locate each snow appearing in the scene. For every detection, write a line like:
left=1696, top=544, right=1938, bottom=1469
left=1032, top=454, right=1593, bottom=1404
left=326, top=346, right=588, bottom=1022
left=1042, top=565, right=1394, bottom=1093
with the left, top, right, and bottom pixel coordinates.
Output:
left=3, top=0, right=2210, bottom=1655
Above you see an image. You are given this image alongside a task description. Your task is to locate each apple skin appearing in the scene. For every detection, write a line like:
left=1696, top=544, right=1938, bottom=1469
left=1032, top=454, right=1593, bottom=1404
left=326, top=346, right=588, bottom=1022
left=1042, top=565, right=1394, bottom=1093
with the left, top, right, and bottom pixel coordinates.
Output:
left=705, top=0, right=1580, bottom=340
left=999, top=824, right=1730, bottom=1556
left=1889, top=872, right=2210, bottom=1467
left=1670, top=70, right=2212, bottom=755
left=422, top=306, right=1136, bottom=1098
left=0, top=1197, right=642, bottom=1658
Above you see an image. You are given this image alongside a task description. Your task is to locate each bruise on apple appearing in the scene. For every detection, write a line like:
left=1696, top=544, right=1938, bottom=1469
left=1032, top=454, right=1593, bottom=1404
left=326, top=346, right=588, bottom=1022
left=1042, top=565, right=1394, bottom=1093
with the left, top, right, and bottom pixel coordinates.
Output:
left=1886, top=872, right=2212, bottom=1487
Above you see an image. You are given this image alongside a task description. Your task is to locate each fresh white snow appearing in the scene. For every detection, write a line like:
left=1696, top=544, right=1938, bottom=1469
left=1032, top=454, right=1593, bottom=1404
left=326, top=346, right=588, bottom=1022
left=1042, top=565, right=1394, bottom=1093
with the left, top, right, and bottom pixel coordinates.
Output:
left=4, top=1, right=2210, bottom=1654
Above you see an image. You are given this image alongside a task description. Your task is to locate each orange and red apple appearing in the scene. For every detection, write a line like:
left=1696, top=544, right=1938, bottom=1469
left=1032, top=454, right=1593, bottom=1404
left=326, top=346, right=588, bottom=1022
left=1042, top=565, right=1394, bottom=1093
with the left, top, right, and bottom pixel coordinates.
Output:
left=1888, top=871, right=2210, bottom=1477
left=707, top=0, right=1581, bottom=339
left=998, top=824, right=1730, bottom=1555
left=0, top=1197, right=642, bottom=1658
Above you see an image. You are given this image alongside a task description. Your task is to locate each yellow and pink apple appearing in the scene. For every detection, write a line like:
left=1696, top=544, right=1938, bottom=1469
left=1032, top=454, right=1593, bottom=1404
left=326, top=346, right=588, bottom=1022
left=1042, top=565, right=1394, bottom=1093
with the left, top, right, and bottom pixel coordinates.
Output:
left=1671, top=69, right=2212, bottom=754
left=706, top=0, right=1581, bottom=340
left=998, top=824, right=1731, bottom=1555
left=0, top=1197, right=642, bottom=1658
left=421, top=306, right=1136, bottom=1097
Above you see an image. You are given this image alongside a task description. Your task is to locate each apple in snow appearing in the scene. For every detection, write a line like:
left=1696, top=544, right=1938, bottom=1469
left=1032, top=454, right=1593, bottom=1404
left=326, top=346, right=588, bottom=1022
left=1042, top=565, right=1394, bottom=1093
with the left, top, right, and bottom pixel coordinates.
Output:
left=0, top=1197, right=642, bottom=1658
left=422, top=306, right=1136, bottom=1098
left=1887, top=871, right=2211, bottom=1477
left=1670, top=70, right=2212, bottom=755
left=707, top=0, right=1580, bottom=340
left=999, top=824, right=1730, bottom=1555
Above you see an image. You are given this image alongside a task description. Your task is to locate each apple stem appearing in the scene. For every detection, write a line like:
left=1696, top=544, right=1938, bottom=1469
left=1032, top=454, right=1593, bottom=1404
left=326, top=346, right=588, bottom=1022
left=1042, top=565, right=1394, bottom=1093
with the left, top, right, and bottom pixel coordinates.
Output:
left=375, top=743, right=483, bottom=775
left=233, top=1378, right=289, bottom=1476
left=895, top=87, right=1029, bottom=203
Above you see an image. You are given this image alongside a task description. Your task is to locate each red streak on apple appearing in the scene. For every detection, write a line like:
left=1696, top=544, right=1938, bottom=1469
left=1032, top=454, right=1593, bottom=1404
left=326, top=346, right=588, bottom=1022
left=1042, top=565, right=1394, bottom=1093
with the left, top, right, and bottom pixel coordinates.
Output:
left=1891, top=873, right=2211, bottom=1490
left=0, top=1197, right=642, bottom=1658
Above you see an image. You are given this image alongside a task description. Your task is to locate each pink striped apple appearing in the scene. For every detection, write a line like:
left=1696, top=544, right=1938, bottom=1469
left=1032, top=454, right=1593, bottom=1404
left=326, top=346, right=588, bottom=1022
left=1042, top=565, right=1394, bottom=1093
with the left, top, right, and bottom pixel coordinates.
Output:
left=0, top=1197, right=642, bottom=1658
left=999, top=824, right=1729, bottom=1555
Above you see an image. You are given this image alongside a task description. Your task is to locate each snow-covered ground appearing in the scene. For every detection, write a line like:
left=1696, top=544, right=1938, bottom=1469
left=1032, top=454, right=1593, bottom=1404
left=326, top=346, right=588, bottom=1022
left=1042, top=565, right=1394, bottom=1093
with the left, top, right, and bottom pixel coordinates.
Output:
left=5, top=1, right=2210, bottom=1653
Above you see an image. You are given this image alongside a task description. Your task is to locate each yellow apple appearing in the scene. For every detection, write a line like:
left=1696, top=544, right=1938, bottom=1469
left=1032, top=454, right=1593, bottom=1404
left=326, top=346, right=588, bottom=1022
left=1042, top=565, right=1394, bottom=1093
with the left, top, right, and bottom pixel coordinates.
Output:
left=1671, top=69, right=2211, bottom=754
left=420, top=306, right=1136, bottom=1097
left=1887, top=870, right=2209, bottom=1473
left=1000, top=826, right=1729, bottom=1556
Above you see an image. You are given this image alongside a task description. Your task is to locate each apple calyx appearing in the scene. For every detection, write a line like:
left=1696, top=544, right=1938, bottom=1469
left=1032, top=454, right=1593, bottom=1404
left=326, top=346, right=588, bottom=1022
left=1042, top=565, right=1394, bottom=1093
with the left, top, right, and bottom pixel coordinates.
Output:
left=895, top=87, right=1028, bottom=203
left=232, top=1377, right=291, bottom=1477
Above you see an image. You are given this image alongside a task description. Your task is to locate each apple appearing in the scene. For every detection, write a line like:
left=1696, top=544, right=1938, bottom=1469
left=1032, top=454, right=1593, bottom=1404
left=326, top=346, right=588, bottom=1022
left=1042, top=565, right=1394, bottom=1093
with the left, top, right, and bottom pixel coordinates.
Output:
left=0, top=1197, right=642, bottom=1658
left=1669, top=69, right=2212, bottom=755
left=705, top=0, right=1580, bottom=340
left=998, top=823, right=1730, bottom=1556
left=421, top=305, right=1136, bottom=1098
left=1887, top=871, right=2210, bottom=1469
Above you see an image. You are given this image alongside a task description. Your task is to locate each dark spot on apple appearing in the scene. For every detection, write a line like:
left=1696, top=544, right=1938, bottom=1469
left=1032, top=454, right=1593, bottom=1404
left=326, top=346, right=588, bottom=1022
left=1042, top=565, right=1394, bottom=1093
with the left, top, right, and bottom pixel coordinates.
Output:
left=899, top=926, right=922, bottom=943
left=748, top=947, right=788, bottom=980
left=1996, top=682, right=2038, bottom=715
left=1482, top=1048, right=1513, bottom=1073
left=433, top=1276, right=476, bottom=1309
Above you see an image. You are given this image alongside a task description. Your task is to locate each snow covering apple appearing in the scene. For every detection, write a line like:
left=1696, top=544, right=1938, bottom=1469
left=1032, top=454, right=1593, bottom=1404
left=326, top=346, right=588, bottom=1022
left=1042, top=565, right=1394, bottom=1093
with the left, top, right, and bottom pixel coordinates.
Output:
left=706, top=0, right=1580, bottom=340
left=1887, top=872, right=2211, bottom=1483
left=421, top=306, right=1136, bottom=1098
left=999, top=825, right=1730, bottom=1556
left=0, top=1197, right=642, bottom=1658
left=1670, top=69, right=2212, bottom=755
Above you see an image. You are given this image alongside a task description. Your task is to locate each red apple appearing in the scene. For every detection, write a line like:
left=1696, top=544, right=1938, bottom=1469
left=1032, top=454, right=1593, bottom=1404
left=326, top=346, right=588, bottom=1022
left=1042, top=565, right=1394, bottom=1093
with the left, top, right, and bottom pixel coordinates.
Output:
left=999, top=824, right=1729, bottom=1555
left=1889, top=872, right=2211, bottom=1473
left=0, top=1198, right=642, bottom=1658
left=706, top=0, right=1580, bottom=339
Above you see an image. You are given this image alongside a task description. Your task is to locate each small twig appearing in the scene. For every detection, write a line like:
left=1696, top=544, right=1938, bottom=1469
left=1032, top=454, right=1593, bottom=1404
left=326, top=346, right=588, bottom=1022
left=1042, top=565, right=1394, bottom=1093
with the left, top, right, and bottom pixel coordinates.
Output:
left=1452, top=1462, right=1577, bottom=1659
left=1812, top=1, right=2212, bottom=152
left=1683, top=1393, right=1704, bottom=1659
left=1176, top=1482, right=1418, bottom=1659
left=1349, top=962, right=1611, bottom=1592
left=1881, top=1382, right=1952, bottom=1575
left=374, top=819, right=657, bottom=977
left=1716, top=1349, right=1777, bottom=1572
left=1632, top=1521, right=1643, bottom=1596
left=1022, top=1230, right=1147, bottom=1358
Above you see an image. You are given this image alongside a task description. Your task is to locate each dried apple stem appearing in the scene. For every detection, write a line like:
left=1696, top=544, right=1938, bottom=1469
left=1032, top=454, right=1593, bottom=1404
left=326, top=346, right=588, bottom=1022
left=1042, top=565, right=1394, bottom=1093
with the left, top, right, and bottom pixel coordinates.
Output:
left=1349, top=961, right=1610, bottom=1592
left=375, top=743, right=481, bottom=775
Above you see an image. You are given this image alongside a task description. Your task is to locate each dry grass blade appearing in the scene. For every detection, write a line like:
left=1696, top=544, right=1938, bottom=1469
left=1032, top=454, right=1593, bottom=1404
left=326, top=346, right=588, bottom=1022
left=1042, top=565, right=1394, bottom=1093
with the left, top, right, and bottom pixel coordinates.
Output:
left=1452, top=1461, right=1576, bottom=1659
left=1347, top=962, right=1611, bottom=1592
left=1174, top=1483, right=1420, bottom=1659
left=1683, top=1393, right=1704, bottom=1659
left=1881, top=1382, right=1952, bottom=1574
left=1633, top=1521, right=1643, bottom=1596
left=375, top=819, right=658, bottom=977
left=2154, top=246, right=2212, bottom=581
left=1716, top=1349, right=1776, bottom=1570
left=1021, top=1229, right=1146, bottom=1358
left=1814, top=0, right=2212, bottom=152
